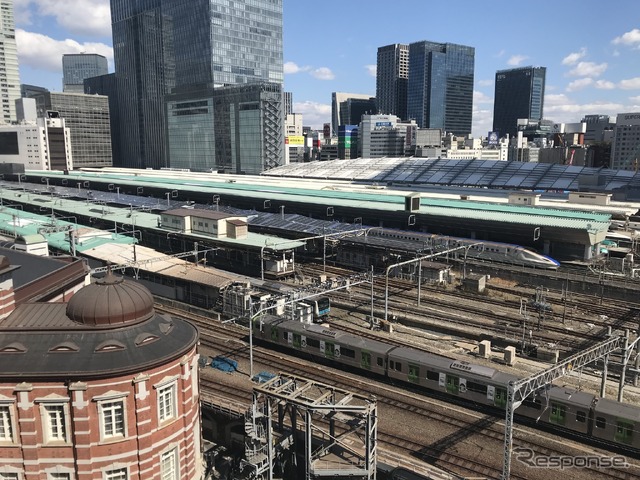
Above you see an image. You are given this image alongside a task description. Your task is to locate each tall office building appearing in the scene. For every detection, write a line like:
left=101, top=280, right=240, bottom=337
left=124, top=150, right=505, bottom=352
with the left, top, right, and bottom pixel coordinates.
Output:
left=62, top=53, right=108, bottom=93
left=376, top=44, right=409, bottom=120
left=492, top=66, right=546, bottom=138
left=109, top=0, right=283, bottom=169
left=611, top=113, right=640, bottom=171
left=110, top=0, right=175, bottom=169
left=162, top=0, right=283, bottom=87
left=0, top=0, right=20, bottom=123
left=407, top=41, right=475, bottom=135
left=30, top=91, right=113, bottom=168
left=331, top=92, right=376, bottom=136
left=213, top=83, right=284, bottom=174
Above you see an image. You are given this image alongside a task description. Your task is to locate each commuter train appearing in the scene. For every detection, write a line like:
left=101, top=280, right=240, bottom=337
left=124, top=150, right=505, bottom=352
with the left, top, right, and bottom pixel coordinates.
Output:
left=337, top=229, right=560, bottom=270
left=254, top=317, right=640, bottom=451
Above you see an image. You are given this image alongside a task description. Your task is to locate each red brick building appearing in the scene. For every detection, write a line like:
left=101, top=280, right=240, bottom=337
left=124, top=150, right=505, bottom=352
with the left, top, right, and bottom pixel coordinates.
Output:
left=0, top=272, right=202, bottom=480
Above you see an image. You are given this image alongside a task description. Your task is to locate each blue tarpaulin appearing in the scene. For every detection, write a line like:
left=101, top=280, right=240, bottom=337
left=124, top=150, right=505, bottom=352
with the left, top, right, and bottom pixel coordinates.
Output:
left=211, top=356, right=238, bottom=372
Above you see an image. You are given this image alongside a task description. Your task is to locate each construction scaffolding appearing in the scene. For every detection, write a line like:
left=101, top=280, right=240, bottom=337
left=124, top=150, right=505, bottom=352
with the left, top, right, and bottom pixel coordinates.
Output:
left=242, top=373, right=377, bottom=480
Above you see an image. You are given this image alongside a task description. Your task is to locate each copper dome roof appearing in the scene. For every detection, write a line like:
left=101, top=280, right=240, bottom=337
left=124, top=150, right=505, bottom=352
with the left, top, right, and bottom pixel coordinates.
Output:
left=66, top=272, right=155, bottom=327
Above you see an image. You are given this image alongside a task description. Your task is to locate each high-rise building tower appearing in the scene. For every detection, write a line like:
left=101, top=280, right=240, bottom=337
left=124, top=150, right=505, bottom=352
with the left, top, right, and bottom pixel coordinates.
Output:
left=162, top=0, right=283, bottom=87
left=109, top=0, right=283, bottom=169
left=492, top=66, right=546, bottom=138
left=0, top=0, right=21, bottom=123
left=406, top=41, right=475, bottom=135
left=331, top=92, right=376, bottom=136
left=110, top=0, right=175, bottom=168
left=62, top=53, right=109, bottom=93
left=376, top=44, right=409, bottom=120
left=31, top=91, right=113, bottom=168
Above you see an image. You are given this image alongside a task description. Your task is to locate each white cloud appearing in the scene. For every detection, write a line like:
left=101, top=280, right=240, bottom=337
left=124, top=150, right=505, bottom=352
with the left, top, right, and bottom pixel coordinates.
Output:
left=18, top=0, right=111, bottom=37
left=478, top=79, right=493, bottom=87
left=561, top=48, right=587, bottom=66
left=595, top=80, right=615, bottom=90
left=494, top=49, right=505, bottom=58
left=284, top=61, right=309, bottom=75
left=630, top=96, right=640, bottom=103
left=473, top=90, right=492, bottom=104
left=285, top=62, right=334, bottom=80
left=310, top=67, right=335, bottom=81
left=543, top=95, right=626, bottom=123
left=365, top=64, right=376, bottom=77
left=472, top=107, right=493, bottom=138
left=566, top=78, right=593, bottom=92
left=619, top=77, right=640, bottom=90
left=507, top=54, right=528, bottom=66
left=545, top=93, right=571, bottom=106
left=17, top=29, right=113, bottom=72
left=293, top=101, right=331, bottom=130
left=568, top=61, right=607, bottom=77
left=612, top=28, right=640, bottom=48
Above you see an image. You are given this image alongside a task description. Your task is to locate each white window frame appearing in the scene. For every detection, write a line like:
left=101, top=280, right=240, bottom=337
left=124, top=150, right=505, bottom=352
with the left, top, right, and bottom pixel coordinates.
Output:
left=98, top=399, right=126, bottom=441
left=39, top=402, right=69, bottom=444
left=104, top=468, right=127, bottom=480
left=0, top=402, right=15, bottom=443
left=48, top=473, right=72, bottom=480
left=157, top=382, right=177, bottom=423
left=160, top=447, right=178, bottom=480
left=0, top=473, right=20, bottom=480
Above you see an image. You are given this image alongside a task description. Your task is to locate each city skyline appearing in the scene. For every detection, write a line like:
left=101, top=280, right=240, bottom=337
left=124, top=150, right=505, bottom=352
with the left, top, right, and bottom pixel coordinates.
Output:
left=13, top=0, right=640, bottom=136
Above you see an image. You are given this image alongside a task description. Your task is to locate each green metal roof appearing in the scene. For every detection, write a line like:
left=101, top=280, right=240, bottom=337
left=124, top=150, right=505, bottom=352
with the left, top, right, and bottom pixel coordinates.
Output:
left=34, top=170, right=611, bottom=232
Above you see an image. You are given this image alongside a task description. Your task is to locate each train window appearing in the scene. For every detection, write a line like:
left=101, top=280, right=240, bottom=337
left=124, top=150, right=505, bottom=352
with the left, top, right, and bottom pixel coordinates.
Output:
left=522, top=398, right=541, bottom=410
left=377, top=357, right=383, bottom=367
left=389, top=361, right=402, bottom=372
left=576, top=411, right=586, bottom=423
left=426, top=370, right=439, bottom=381
left=306, top=338, right=320, bottom=348
left=595, top=417, right=606, bottom=429
left=341, top=347, right=355, bottom=359
left=466, top=381, right=488, bottom=395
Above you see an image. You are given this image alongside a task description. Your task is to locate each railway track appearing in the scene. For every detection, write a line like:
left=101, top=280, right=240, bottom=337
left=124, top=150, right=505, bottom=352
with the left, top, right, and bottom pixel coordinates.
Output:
left=166, top=301, right=637, bottom=479
left=298, top=263, right=637, bottom=356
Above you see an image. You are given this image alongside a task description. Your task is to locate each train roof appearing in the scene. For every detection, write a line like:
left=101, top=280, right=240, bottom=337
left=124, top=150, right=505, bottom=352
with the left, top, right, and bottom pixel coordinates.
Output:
left=544, top=386, right=595, bottom=408
left=388, top=347, right=519, bottom=384
left=267, top=319, right=396, bottom=355
left=595, top=397, right=640, bottom=421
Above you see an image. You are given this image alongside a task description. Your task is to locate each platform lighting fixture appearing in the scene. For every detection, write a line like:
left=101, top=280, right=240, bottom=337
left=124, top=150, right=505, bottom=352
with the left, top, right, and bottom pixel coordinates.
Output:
left=533, top=227, right=541, bottom=241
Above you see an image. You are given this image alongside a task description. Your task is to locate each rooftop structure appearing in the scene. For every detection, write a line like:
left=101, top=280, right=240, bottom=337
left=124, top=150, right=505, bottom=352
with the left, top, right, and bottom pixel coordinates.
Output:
left=62, top=53, right=108, bottom=93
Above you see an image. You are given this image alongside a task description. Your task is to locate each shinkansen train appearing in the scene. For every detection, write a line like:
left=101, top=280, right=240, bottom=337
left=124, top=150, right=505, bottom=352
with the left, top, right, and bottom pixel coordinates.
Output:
left=357, top=229, right=561, bottom=270
left=254, top=317, right=640, bottom=451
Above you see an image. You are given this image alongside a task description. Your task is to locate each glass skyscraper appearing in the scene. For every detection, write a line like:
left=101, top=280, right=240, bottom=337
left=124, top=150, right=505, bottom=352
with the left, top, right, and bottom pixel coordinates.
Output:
left=163, top=0, right=283, bottom=87
left=492, top=66, right=546, bottom=138
left=406, top=41, right=475, bottom=135
left=109, top=0, right=283, bottom=169
left=62, top=53, right=108, bottom=93
left=110, top=0, right=175, bottom=168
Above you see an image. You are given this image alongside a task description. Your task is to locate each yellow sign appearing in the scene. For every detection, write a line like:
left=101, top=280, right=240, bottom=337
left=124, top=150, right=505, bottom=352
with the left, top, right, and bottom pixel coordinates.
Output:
left=286, top=136, right=304, bottom=146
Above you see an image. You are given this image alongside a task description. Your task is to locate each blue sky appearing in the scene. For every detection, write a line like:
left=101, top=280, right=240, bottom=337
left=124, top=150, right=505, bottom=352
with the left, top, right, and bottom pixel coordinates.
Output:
left=14, top=0, right=640, bottom=136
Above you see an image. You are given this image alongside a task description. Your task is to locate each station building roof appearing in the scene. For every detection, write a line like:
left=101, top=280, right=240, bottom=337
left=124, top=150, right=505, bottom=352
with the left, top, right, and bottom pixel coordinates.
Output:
left=263, top=157, right=640, bottom=192
left=26, top=170, right=611, bottom=234
left=0, top=185, right=303, bottom=251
